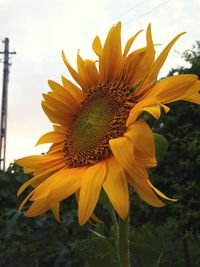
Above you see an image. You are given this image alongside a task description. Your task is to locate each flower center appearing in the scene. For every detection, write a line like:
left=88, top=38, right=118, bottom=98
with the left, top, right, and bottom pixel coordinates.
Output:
left=71, top=97, right=114, bottom=152
left=63, top=81, right=134, bottom=168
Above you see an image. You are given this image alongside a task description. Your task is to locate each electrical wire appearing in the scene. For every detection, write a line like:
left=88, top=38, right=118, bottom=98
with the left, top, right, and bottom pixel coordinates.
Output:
left=81, top=0, right=149, bottom=38
left=125, top=0, right=171, bottom=26
left=81, top=0, right=172, bottom=40
left=112, top=0, right=147, bottom=20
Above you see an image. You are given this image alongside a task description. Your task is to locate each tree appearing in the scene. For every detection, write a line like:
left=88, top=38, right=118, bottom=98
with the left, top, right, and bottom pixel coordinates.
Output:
left=130, top=41, right=200, bottom=267
left=0, top=164, right=88, bottom=267
left=168, top=41, right=200, bottom=77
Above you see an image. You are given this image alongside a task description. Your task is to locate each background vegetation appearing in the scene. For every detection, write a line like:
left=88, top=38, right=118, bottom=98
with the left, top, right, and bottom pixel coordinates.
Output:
left=0, top=43, right=199, bottom=267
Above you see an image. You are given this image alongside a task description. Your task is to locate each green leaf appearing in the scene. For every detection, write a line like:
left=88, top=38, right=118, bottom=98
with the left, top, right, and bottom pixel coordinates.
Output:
left=154, top=252, right=163, bottom=267
left=130, top=81, right=141, bottom=93
left=71, top=237, right=121, bottom=267
left=89, top=229, right=106, bottom=239
left=129, top=242, right=162, bottom=267
left=141, top=112, right=156, bottom=127
left=153, top=133, right=168, bottom=162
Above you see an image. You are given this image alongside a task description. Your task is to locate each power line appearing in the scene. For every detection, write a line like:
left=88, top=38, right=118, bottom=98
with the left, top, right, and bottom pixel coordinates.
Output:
left=81, top=0, right=172, bottom=41
left=112, top=0, right=147, bottom=20
left=81, top=0, right=151, bottom=39
left=125, top=0, right=171, bottom=26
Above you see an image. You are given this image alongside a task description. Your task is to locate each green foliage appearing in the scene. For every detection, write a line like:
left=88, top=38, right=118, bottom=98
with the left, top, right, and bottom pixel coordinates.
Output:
left=129, top=242, right=162, bottom=267
left=0, top=164, right=88, bottom=267
left=130, top=41, right=200, bottom=266
left=153, top=133, right=168, bottom=163
left=72, top=235, right=163, bottom=267
left=168, top=41, right=200, bottom=78
left=71, top=237, right=121, bottom=267
left=151, top=101, right=200, bottom=239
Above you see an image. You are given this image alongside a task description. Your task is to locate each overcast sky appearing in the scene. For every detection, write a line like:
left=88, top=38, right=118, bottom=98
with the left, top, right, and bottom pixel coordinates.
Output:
left=0, top=0, right=200, bottom=166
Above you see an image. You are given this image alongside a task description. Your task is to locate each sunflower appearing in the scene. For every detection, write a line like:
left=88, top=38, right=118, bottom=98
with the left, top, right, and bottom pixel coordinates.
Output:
left=16, top=22, right=200, bottom=225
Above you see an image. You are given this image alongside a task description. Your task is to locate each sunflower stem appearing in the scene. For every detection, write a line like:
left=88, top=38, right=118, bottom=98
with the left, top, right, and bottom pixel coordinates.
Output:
left=118, top=214, right=130, bottom=267
left=111, top=209, right=119, bottom=250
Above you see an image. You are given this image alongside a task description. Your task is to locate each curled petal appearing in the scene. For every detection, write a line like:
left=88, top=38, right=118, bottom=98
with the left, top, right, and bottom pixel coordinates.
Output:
left=109, top=137, right=165, bottom=207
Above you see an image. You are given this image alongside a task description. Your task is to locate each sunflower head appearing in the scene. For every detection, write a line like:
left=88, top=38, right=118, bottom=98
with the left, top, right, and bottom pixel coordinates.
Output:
left=63, top=80, right=135, bottom=168
left=16, top=22, right=200, bottom=225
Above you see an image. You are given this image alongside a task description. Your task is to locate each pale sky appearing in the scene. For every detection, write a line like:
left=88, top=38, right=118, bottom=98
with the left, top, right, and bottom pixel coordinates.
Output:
left=0, top=0, right=199, bottom=166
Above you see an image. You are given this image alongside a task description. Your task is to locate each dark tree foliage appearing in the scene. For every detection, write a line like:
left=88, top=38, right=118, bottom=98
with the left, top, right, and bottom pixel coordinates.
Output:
left=0, top=164, right=112, bottom=267
left=153, top=41, right=200, bottom=239
left=168, top=41, right=200, bottom=77
left=151, top=102, right=200, bottom=237
left=130, top=41, right=200, bottom=267
left=0, top=164, right=89, bottom=267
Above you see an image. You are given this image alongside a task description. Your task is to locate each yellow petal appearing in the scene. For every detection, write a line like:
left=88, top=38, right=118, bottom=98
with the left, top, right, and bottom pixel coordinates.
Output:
left=143, top=74, right=197, bottom=103
left=78, top=161, right=107, bottom=226
left=61, top=76, right=84, bottom=102
left=103, top=157, right=129, bottom=219
left=46, top=168, right=82, bottom=204
left=36, top=131, right=65, bottom=146
left=100, top=22, right=122, bottom=81
left=26, top=199, right=49, bottom=217
left=18, top=190, right=35, bottom=212
left=126, top=98, right=161, bottom=126
left=126, top=25, right=154, bottom=90
left=184, top=92, right=200, bottom=104
left=144, top=23, right=155, bottom=70
left=124, top=48, right=146, bottom=85
left=30, top=168, right=73, bottom=201
left=140, top=32, right=185, bottom=91
left=76, top=53, right=92, bottom=91
left=42, top=101, right=69, bottom=127
left=92, top=35, right=103, bottom=57
left=42, top=101, right=74, bottom=127
left=23, top=167, right=34, bottom=174
left=109, top=136, right=134, bottom=169
left=109, top=137, right=164, bottom=207
left=84, top=59, right=99, bottom=85
left=32, top=163, right=66, bottom=188
left=75, top=190, right=102, bottom=223
left=123, top=30, right=143, bottom=57
left=18, top=173, right=46, bottom=197
left=125, top=119, right=157, bottom=167
left=53, top=125, right=66, bottom=133
left=16, top=155, right=62, bottom=169
left=128, top=171, right=165, bottom=207
left=48, top=80, right=80, bottom=106
left=17, top=163, right=65, bottom=196
left=77, top=52, right=99, bottom=90
left=47, top=142, right=64, bottom=155
left=62, top=50, right=85, bottom=89
left=51, top=202, right=61, bottom=222
left=142, top=105, right=161, bottom=120
left=43, top=92, right=78, bottom=115
left=183, top=80, right=200, bottom=104
left=148, top=180, right=178, bottom=202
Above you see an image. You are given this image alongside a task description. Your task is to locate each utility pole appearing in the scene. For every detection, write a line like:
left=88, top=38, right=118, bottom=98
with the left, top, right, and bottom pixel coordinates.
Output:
left=0, top=38, right=16, bottom=171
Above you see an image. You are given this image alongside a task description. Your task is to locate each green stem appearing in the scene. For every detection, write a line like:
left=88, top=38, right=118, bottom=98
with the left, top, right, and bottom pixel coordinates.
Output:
left=118, top=215, right=130, bottom=267
left=111, top=209, right=120, bottom=256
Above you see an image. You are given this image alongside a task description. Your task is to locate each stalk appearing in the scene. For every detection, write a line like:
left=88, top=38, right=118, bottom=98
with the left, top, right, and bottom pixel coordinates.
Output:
left=118, top=215, right=130, bottom=267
